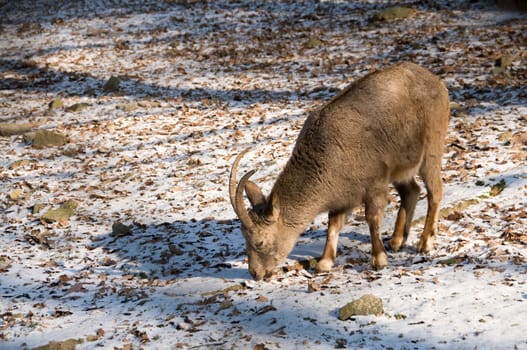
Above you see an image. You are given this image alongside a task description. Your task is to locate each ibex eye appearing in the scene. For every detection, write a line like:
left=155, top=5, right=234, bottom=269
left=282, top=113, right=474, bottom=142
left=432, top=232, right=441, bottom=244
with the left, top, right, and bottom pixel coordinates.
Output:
left=255, top=241, right=264, bottom=249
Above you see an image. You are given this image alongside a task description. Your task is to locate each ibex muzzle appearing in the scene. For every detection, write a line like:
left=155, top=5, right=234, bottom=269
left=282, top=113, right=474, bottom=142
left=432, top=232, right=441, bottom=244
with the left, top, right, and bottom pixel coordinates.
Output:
left=229, top=62, right=450, bottom=281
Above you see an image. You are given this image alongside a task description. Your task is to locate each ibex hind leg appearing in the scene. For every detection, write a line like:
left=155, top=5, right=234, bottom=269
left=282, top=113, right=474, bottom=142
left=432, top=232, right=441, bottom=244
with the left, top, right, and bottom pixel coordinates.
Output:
left=417, top=156, right=443, bottom=254
left=365, top=192, right=389, bottom=270
left=316, top=211, right=345, bottom=273
left=389, top=179, right=420, bottom=252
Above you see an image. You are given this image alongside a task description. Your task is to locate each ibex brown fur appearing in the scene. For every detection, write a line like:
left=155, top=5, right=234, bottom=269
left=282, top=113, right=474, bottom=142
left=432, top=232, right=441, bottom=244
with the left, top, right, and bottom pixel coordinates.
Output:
left=229, top=62, right=450, bottom=281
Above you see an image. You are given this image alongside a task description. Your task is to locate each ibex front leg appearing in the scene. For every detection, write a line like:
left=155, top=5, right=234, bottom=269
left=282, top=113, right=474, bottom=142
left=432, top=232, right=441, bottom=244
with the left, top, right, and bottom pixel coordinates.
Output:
left=316, top=211, right=345, bottom=273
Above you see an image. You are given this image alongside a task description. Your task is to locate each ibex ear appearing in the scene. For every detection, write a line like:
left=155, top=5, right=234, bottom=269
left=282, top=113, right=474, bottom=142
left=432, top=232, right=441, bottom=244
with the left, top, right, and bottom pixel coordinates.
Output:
left=268, top=193, right=280, bottom=220
left=245, top=181, right=266, bottom=208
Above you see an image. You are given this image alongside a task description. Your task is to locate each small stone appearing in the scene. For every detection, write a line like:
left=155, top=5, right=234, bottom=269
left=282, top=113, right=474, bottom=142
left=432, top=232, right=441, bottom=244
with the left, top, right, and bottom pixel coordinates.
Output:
left=86, top=26, right=108, bottom=36
left=26, top=129, right=67, bottom=148
left=303, top=38, right=323, bottom=49
left=371, top=6, right=415, bottom=22
left=0, top=123, right=34, bottom=136
left=437, top=256, right=466, bottom=266
left=103, top=76, right=120, bottom=92
left=335, top=338, right=347, bottom=349
left=65, top=103, right=90, bottom=112
left=85, top=335, right=98, bottom=342
left=497, top=131, right=513, bottom=142
left=62, top=144, right=83, bottom=157
left=99, top=257, right=117, bottom=266
left=299, top=257, right=318, bottom=270
left=48, top=98, right=64, bottom=110
left=137, top=100, right=162, bottom=108
left=8, top=189, right=24, bottom=201
left=116, top=102, right=139, bottom=113
left=10, top=159, right=32, bottom=169
left=18, top=22, right=42, bottom=34
left=449, top=102, right=463, bottom=111
left=216, top=299, right=233, bottom=313
left=338, top=294, right=384, bottom=320
left=33, top=203, right=46, bottom=214
left=511, top=131, right=527, bottom=147
left=61, top=200, right=79, bottom=211
left=230, top=307, right=240, bottom=317
left=41, top=200, right=78, bottom=223
left=32, top=338, right=84, bottom=350
left=489, top=179, right=506, bottom=197
left=111, top=221, right=132, bottom=237
left=41, top=208, right=72, bottom=223
left=0, top=255, right=13, bottom=272
left=394, top=313, right=407, bottom=320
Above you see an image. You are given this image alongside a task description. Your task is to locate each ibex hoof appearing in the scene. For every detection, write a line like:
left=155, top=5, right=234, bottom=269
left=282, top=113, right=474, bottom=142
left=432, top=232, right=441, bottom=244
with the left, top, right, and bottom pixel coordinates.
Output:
left=371, top=252, right=388, bottom=270
left=388, top=237, right=404, bottom=252
left=417, top=236, right=434, bottom=254
left=315, top=259, right=334, bottom=273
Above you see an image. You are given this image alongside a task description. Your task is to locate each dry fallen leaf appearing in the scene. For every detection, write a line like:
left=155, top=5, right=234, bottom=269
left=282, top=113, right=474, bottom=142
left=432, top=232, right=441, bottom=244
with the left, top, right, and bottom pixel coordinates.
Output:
left=307, top=280, right=320, bottom=293
left=255, top=295, right=268, bottom=302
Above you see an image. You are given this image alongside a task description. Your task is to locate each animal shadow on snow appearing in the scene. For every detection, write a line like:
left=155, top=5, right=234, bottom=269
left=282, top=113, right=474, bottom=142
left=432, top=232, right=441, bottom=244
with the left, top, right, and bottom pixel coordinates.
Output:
left=93, top=217, right=421, bottom=282
left=92, top=218, right=252, bottom=281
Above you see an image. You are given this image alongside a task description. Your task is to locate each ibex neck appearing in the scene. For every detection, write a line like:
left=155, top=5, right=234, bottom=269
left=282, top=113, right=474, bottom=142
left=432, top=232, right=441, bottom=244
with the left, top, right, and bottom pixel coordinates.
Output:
left=270, top=168, right=326, bottom=230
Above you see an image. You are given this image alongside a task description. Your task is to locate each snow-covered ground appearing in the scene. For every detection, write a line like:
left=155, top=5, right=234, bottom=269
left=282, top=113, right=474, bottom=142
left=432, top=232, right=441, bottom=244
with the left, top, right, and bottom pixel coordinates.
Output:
left=1, top=1, right=526, bottom=349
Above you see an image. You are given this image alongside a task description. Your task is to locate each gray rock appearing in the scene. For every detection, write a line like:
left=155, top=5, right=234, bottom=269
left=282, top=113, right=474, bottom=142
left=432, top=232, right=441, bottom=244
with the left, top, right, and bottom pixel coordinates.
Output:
left=0, top=255, right=12, bottom=272
left=103, top=76, right=121, bottom=92
left=116, top=102, right=139, bottom=113
left=370, top=6, right=415, bottom=22
left=25, top=129, right=67, bottom=148
left=41, top=200, right=78, bottom=223
left=0, top=123, right=34, bottom=136
left=32, top=338, right=84, bottom=350
left=111, top=221, right=132, bottom=237
left=48, top=98, right=64, bottom=110
left=338, top=294, right=384, bottom=320
left=66, top=103, right=90, bottom=112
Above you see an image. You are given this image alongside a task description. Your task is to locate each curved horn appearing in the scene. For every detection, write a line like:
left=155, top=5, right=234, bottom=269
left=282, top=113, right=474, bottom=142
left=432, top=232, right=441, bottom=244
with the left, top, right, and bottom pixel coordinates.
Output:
left=235, top=169, right=257, bottom=231
left=229, top=149, right=249, bottom=212
left=229, top=149, right=256, bottom=231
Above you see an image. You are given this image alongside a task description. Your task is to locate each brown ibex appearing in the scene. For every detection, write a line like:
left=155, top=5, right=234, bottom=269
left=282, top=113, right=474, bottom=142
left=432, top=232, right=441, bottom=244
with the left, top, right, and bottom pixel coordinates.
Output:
left=229, top=62, right=450, bottom=281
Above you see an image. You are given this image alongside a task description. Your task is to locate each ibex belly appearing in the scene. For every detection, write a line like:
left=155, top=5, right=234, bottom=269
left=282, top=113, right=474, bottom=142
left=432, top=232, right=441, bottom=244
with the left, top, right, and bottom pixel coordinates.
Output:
left=388, top=151, right=425, bottom=183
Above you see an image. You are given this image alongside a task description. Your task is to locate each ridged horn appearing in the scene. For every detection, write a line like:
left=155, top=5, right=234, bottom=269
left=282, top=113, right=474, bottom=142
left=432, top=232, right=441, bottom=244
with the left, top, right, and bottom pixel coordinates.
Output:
left=229, top=149, right=256, bottom=231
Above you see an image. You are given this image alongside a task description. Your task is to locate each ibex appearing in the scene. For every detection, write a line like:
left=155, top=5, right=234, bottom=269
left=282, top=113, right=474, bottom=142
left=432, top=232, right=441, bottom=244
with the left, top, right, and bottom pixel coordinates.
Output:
left=229, top=62, right=450, bottom=281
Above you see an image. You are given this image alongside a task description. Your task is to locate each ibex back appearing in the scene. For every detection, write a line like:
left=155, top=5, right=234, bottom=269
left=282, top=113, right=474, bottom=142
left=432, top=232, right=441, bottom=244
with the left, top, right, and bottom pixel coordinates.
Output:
left=229, top=62, right=450, bottom=280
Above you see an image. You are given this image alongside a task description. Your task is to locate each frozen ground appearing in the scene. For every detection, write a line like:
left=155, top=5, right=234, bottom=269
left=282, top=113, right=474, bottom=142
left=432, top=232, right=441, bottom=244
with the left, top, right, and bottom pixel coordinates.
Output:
left=0, top=0, right=526, bottom=349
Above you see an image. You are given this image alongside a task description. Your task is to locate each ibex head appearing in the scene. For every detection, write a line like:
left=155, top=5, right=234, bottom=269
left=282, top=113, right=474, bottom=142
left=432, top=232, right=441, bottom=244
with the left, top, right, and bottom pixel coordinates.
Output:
left=229, top=149, right=295, bottom=281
